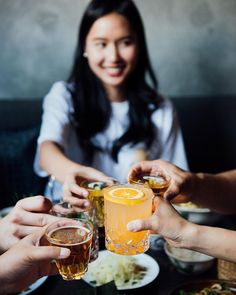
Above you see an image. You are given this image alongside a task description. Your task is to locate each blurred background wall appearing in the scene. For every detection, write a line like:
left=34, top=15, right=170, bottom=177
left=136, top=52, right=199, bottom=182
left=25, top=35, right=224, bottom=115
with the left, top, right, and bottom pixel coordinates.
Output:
left=0, top=0, right=236, bottom=100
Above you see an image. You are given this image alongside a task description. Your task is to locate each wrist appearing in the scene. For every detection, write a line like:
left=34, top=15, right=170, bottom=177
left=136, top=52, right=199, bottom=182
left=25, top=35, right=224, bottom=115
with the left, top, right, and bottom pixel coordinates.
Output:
left=180, top=221, right=200, bottom=250
left=188, top=172, right=206, bottom=204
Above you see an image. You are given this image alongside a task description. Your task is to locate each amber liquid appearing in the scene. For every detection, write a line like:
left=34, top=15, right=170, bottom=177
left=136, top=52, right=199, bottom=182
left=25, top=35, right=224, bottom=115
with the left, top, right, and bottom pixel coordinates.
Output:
left=130, top=175, right=169, bottom=212
left=48, top=226, right=92, bottom=280
left=89, top=193, right=104, bottom=227
left=50, top=204, right=98, bottom=262
left=80, top=181, right=108, bottom=227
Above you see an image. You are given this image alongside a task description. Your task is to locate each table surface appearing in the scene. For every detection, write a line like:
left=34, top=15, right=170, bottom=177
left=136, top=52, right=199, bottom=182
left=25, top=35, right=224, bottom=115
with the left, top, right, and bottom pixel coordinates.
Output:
left=30, top=215, right=236, bottom=295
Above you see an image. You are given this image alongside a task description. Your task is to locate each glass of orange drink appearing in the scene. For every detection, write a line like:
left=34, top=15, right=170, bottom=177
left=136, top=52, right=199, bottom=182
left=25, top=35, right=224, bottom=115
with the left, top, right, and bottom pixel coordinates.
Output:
left=103, top=184, right=153, bottom=255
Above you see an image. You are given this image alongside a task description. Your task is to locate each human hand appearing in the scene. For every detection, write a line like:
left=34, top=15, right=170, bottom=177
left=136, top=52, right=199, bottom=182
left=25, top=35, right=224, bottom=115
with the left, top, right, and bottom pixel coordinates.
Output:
left=0, top=196, right=60, bottom=254
left=127, top=197, right=191, bottom=248
left=62, top=166, right=115, bottom=208
left=0, top=228, right=70, bottom=294
left=128, top=159, right=196, bottom=202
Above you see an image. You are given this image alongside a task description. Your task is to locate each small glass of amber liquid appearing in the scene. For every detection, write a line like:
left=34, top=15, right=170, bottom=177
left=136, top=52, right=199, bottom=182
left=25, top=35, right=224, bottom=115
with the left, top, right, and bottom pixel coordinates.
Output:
left=129, top=173, right=170, bottom=212
left=50, top=201, right=99, bottom=263
left=80, top=181, right=109, bottom=228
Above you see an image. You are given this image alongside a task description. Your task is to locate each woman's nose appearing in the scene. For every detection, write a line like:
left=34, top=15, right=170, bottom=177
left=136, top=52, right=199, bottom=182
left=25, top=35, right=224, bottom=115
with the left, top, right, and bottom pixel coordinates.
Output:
left=107, top=44, right=120, bottom=62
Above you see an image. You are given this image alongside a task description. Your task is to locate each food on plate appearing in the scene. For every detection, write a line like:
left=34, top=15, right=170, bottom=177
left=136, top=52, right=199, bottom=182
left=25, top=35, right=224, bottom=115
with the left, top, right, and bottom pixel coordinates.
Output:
left=177, top=202, right=199, bottom=209
left=87, top=253, right=147, bottom=288
left=178, top=282, right=235, bottom=294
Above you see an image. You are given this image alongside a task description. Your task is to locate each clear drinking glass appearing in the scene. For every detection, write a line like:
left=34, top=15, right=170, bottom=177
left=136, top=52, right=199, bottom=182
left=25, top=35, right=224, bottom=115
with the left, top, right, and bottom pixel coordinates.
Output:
left=80, top=181, right=110, bottom=228
left=103, top=184, right=153, bottom=255
left=45, top=218, right=93, bottom=280
left=129, top=172, right=170, bottom=212
left=50, top=202, right=99, bottom=262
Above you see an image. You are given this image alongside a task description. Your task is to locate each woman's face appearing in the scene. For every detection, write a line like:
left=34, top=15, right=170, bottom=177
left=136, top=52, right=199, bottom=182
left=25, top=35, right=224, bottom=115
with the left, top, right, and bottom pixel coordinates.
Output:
left=85, top=13, right=138, bottom=96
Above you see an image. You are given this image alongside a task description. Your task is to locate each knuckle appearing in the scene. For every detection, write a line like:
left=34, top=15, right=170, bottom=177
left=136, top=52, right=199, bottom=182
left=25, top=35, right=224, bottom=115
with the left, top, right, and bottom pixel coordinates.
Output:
left=10, top=223, right=21, bottom=237
left=8, top=210, right=22, bottom=223
left=37, top=215, right=47, bottom=227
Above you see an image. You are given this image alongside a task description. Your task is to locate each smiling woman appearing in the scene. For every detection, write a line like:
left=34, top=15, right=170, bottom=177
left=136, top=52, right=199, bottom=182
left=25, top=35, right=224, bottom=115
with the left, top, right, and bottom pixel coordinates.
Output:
left=84, top=12, right=138, bottom=97
left=33, top=0, right=188, bottom=205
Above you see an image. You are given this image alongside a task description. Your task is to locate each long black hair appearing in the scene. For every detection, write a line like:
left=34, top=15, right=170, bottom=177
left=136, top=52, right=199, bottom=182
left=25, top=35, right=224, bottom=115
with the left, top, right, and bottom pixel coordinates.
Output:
left=67, top=0, right=162, bottom=163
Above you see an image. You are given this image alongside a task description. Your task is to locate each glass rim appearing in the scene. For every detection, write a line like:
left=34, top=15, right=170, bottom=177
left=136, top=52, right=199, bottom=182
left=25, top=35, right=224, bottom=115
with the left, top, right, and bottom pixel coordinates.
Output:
left=129, top=172, right=171, bottom=184
left=103, top=183, right=153, bottom=202
left=80, top=180, right=110, bottom=191
left=51, top=202, right=94, bottom=216
left=45, top=217, right=93, bottom=235
left=45, top=218, right=94, bottom=247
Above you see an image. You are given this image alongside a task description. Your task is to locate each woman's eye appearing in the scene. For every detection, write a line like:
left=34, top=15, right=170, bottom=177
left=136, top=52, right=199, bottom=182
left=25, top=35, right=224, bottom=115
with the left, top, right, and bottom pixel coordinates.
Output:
left=121, top=39, right=132, bottom=46
left=95, top=42, right=106, bottom=48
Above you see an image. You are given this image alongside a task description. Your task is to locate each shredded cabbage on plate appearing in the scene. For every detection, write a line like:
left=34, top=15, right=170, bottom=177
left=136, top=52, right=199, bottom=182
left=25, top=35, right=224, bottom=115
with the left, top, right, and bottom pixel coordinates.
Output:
left=87, top=252, right=147, bottom=288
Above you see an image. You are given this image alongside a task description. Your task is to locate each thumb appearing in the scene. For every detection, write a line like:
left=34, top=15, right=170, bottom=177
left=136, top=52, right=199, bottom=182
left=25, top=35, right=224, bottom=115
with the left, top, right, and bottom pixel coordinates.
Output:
left=31, top=246, right=70, bottom=262
left=96, top=174, right=114, bottom=184
left=164, top=184, right=180, bottom=201
left=127, top=217, right=154, bottom=232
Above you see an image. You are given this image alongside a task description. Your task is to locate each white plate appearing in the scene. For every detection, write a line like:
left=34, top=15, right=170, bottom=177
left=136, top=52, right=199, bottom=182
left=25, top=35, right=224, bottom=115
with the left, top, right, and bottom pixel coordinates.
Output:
left=173, top=204, right=210, bottom=213
left=20, top=276, right=48, bottom=295
left=173, top=204, right=221, bottom=225
left=83, top=250, right=159, bottom=290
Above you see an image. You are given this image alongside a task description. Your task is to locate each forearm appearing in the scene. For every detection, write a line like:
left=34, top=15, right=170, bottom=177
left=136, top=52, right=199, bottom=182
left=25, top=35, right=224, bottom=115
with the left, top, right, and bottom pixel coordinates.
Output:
left=182, top=223, right=236, bottom=262
left=190, top=170, right=236, bottom=214
left=39, top=141, right=85, bottom=183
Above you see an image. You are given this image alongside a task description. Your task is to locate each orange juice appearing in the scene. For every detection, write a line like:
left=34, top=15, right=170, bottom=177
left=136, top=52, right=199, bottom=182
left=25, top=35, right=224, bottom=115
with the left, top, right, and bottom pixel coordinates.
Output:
left=104, top=184, right=153, bottom=255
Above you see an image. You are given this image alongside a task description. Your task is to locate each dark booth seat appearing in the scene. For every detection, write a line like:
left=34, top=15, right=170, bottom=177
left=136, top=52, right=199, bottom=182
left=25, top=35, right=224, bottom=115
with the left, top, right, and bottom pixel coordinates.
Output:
left=172, top=96, right=236, bottom=173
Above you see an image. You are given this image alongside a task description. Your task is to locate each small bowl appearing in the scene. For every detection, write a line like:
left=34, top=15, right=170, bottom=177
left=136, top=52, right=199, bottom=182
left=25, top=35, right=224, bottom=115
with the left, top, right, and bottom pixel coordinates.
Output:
left=164, top=242, right=215, bottom=275
left=173, top=203, right=222, bottom=225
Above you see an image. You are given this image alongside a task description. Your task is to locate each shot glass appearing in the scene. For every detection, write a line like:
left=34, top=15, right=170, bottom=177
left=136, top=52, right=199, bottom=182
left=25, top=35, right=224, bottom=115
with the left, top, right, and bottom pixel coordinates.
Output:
left=45, top=218, right=93, bottom=280
left=51, top=202, right=99, bottom=262
left=129, top=172, right=170, bottom=212
left=103, top=184, right=153, bottom=255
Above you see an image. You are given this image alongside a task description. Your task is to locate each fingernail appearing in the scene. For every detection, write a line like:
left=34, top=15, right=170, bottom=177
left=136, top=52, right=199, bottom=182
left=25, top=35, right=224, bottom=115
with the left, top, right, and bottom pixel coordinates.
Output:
left=84, top=201, right=90, bottom=207
left=59, top=248, right=70, bottom=258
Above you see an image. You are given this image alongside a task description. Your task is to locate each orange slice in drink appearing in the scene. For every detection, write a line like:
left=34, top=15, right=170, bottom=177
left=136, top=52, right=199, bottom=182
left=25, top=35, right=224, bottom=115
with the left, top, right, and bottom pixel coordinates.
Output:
left=106, top=187, right=144, bottom=205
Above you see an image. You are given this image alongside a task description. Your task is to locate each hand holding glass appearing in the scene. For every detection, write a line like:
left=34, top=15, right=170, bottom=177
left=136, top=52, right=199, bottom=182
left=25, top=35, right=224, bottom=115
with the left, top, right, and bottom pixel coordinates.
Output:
left=104, top=184, right=153, bottom=255
left=129, top=172, right=170, bottom=212
left=45, top=218, right=93, bottom=280
left=50, top=202, right=99, bottom=262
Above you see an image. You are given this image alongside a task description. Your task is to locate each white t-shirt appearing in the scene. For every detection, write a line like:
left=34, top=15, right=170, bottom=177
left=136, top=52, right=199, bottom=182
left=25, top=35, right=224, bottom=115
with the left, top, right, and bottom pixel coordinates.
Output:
left=34, top=81, right=188, bottom=201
